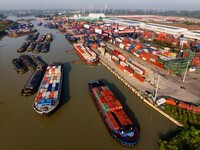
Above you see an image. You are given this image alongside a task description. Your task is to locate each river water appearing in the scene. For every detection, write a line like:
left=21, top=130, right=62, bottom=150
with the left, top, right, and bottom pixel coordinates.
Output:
left=0, top=17, right=177, bottom=150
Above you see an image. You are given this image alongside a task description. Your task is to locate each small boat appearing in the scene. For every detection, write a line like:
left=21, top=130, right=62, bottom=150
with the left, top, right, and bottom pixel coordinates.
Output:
left=41, top=42, right=50, bottom=53
left=30, top=32, right=40, bottom=41
left=88, top=80, right=140, bottom=147
left=38, top=22, right=43, bottom=26
left=31, top=55, right=47, bottom=70
left=38, top=35, right=46, bottom=42
left=33, top=62, right=63, bottom=116
left=27, top=42, right=37, bottom=52
left=65, top=33, right=77, bottom=42
left=12, top=58, right=28, bottom=74
left=46, top=33, right=53, bottom=41
left=21, top=68, right=46, bottom=96
left=17, top=42, right=30, bottom=53
left=25, top=34, right=33, bottom=41
left=33, top=43, right=43, bottom=54
left=74, top=43, right=99, bottom=65
left=19, top=54, right=36, bottom=71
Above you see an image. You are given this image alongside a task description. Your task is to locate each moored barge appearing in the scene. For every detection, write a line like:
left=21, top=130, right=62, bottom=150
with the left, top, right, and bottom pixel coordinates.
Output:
left=88, top=80, right=140, bottom=147
left=33, top=62, right=63, bottom=116
left=74, top=43, right=99, bottom=65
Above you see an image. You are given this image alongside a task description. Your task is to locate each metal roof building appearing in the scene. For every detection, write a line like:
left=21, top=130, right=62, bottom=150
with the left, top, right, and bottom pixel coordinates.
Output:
left=103, top=18, right=145, bottom=27
left=183, top=30, right=200, bottom=40
left=142, top=23, right=188, bottom=35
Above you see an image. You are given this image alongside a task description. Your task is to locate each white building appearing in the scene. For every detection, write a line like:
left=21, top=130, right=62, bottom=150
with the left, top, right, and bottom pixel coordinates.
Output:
left=182, top=30, right=200, bottom=40
left=143, top=23, right=188, bottom=36
left=103, top=18, right=145, bottom=27
left=89, top=13, right=105, bottom=19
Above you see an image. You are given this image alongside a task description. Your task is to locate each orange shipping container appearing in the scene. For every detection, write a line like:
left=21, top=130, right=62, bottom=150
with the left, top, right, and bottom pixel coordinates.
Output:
left=166, top=99, right=177, bottom=106
left=134, top=72, right=145, bottom=82
left=106, top=112, right=120, bottom=130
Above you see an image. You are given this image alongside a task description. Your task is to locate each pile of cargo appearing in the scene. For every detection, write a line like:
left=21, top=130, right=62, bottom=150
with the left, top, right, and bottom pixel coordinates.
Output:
left=166, top=99, right=200, bottom=113
left=109, top=36, right=200, bottom=74
left=74, top=43, right=99, bottom=65
left=101, top=47, right=146, bottom=82
left=92, top=85, right=132, bottom=129
left=12, top=55, right=47, bottom=74
left=89, top=80, right=139, bottom=146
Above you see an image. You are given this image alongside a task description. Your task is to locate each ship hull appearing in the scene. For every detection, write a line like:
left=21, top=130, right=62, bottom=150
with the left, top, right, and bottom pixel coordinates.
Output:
left=33, top=62, right=63, bottom=116
left=74, top=45, right=98, bottom=65
left=88, top=80, right=139, bottom=147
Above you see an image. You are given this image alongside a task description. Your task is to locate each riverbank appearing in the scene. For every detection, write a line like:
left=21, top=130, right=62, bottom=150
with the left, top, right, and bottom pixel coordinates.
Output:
left=98, top=53, right=183, bottom=127
left=0, top=20, right=15, bottom=36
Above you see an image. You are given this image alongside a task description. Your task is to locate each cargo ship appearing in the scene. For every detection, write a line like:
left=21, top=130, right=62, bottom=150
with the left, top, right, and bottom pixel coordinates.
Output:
left=7, top=28, right=37, bottom=37
left=17, top=41, right=30, bottom=53
left=12, top=58, right=28, bottom=74
left=46, top=33, right=53, bottom=41
left=21, top=68, right=46, bottom=96
left=74, top=43, right=99, bottom=65
left=33, top=62, right=63, bottom=116
left=88, top=80, right=139, bottom=147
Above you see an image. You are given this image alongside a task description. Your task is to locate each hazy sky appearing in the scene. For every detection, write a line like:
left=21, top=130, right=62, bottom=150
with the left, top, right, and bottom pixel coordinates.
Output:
left=1, top=0, right=200, bottom=10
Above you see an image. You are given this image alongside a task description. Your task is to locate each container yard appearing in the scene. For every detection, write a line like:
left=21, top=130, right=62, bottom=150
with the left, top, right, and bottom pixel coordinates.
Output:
left=51, top=16, right=200, bottom=104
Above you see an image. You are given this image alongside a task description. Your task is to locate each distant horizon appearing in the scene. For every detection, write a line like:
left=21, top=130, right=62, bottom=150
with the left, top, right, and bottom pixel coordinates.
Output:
left=1, top=0, right=200, bottom=11
left=0, top=8, right=200, bottom=11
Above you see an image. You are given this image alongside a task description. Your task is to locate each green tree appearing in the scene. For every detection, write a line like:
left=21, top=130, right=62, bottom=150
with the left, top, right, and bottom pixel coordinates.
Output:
left=159, top=126, right=200, bottom=150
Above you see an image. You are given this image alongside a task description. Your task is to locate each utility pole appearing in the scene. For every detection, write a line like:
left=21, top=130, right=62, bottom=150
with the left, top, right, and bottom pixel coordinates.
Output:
left=183, top=61, right=190, bottom=82
left=154, top=74, right=160, bottom=102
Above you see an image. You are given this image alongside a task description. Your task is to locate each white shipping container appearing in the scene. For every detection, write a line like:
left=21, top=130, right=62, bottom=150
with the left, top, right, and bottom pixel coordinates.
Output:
left=114, top=29, right=119, bottom=33
left=150, top=58, right=156, bottom=62
left=143, top=49, right=149, bottom=53
left=112, top=55, right=119, bottom=61
left=95, top=28, right=102, bottom=34
left=45, top=84, right=49, bottom=89
left=119, top=44, right=124, bottom=49
left=118, top=27, right=125, bottom=31
left=118, top=54, right=126, bottom=61
left=84, top=24, right=90, bottom=29
left=142, top=57, right=146, bottom=61
left=120, top=61, right=128, bottom=67
left=105, top=52, right=111, bottom=60
left=164, top=47, right=170, bottom=51
left=134, top=67, right=144, bottom=75
left=116, top=38, right=122, bottom=43
left=134, top=52, right=140, bottom=57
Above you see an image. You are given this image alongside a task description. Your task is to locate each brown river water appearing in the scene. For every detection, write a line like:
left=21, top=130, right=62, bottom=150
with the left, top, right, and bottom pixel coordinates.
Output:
left=0, top=17, right=176, bottom=150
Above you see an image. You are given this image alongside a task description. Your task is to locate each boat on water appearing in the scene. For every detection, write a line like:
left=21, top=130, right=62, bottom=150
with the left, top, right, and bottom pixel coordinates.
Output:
left=21, top=68, right=46, bottom=96
left=30, top=32, right=40, bottom=42
left=19, top=54, right=36, bottom=71
left=33, top=62, right=63, bottom=116
left=41, top=42, right=50, bottom=53
left=38, top=35, right=46, bottom=42
left=31, top=55, right=47, bottom=70
left=17, top=41, right=30, bottom=53
left=25, top=34, right=33, bottom=41
left=88, top=80, right=140, bottom=147
left=46, top=33, right=53, bottom=41
left=27, top=42, right=36, bottom=52
left=38, top=22, right=43, bottom=26
left=12, top=58, right=28, bottom=74
left=65, top=33, right=77, bottom=42
left=33, top=43, right=43, bottom=53
left=7, top=28, right=37, bottom=37
left=74, top=43, right=99, bottom=65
